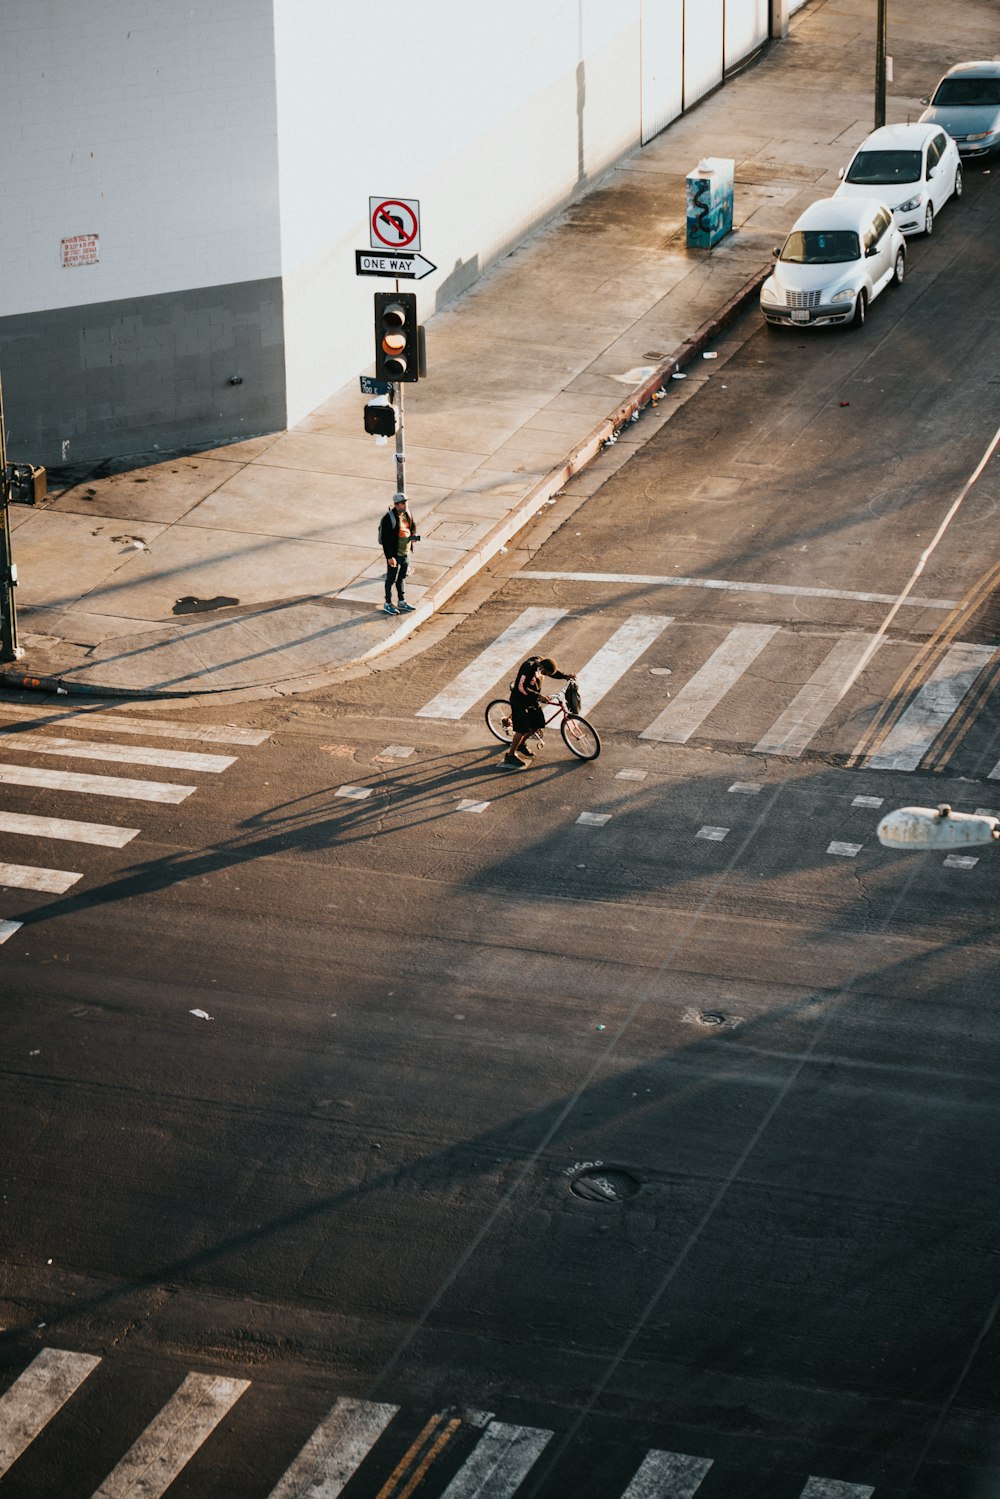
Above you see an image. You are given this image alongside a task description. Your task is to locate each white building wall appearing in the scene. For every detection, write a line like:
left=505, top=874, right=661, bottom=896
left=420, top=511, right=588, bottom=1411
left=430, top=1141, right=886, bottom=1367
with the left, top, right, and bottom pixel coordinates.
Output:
left=2, top=0, right=281, bottom=317
left=273, top=0, right=641, bottom=426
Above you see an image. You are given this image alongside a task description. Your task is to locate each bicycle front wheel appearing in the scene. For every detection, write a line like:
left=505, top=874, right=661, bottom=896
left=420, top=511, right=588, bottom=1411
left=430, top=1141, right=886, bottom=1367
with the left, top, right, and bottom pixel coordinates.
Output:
left=561, top=714, right=601, bottom=760
left=485, top=699, right=514, bottom=743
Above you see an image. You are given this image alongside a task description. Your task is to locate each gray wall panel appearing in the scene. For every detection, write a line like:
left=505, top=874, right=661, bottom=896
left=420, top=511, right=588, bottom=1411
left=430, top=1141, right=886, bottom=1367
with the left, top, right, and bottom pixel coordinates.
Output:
left=0, top=279, right=286, bottom=469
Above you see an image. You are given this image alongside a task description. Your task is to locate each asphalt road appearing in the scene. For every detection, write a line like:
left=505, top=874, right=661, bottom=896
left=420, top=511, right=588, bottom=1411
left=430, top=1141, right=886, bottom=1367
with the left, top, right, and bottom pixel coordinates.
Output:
left=2, top=168, right=1000, bottom=1499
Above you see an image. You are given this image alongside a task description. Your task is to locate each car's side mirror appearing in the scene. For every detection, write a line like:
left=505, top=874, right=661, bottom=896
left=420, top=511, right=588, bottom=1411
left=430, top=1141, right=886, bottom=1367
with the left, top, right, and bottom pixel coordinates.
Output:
left=865, top=244, right=878, bottom=257
left=772, top=246, right=782, bottom=259
left=920, top=96, right=930, bottom=106
left=837, top=166, right=845, bottom=180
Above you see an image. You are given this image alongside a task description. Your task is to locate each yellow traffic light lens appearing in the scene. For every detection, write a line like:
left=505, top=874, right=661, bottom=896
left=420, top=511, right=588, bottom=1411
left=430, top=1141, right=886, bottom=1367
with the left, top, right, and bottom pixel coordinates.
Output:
left=381, top=332, right=407, bottom=355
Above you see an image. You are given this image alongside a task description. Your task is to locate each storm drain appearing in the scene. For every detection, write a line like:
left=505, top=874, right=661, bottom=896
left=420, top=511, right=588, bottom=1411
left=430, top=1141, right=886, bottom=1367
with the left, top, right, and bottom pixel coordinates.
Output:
left=569, top=1166, right=641, bottom=1203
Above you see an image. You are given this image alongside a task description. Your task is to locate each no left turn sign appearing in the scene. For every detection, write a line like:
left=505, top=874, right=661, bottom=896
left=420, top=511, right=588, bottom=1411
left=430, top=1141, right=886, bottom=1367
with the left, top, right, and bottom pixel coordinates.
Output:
left=370, top=197, right=421, bottom=251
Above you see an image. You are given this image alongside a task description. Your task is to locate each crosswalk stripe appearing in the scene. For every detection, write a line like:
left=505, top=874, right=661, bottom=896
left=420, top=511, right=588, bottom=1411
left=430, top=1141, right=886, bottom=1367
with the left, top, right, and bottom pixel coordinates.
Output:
left=0, top=764, right=195, bottom=803
left=0, top=732, right=236, bottom=774
left=439, top=1421, right=552, bottom=1498
left=0, top=861, right=82, bottom=894
left=416, top=608, right=566, bottom=720
left=0, top=920, right=23, bottom=945
left=621, top=1448, right=713, bottom=1498
left=0, top=1347, right=101, bottom=1477
left=862, top=643, right=994, bottom=770
left=267, top=1396, right=399, bottom=1498
left=92, top=1371, right=249, bottom=1499
left=799, top=1480, right=874, bottom=1498
left=0, top=812, right=141, bottom=846
left=754, top=633, right=881, bottom=757
left=575, top=615, right=672, bottom=711
left=640, top=624, right=780, bottom=744
left=0, top=704, right=270, bottom=745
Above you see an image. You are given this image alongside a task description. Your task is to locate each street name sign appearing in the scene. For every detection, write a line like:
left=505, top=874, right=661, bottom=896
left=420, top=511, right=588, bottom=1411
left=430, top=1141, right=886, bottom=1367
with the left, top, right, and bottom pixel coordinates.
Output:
left=359, top=375, right=392, bottom=396
left=355, top=250, right=436, bottom=280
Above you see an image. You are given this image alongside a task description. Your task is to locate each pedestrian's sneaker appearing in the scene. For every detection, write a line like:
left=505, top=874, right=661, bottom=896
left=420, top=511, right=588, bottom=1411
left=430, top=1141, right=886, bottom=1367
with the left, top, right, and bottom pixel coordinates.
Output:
left=397, top=600, right=416, bottom=613
left=519, top=742, right=535, bottom=757
left=383, top=602, right=399, bottom=615
left=501, top=751, right=526, bottom=770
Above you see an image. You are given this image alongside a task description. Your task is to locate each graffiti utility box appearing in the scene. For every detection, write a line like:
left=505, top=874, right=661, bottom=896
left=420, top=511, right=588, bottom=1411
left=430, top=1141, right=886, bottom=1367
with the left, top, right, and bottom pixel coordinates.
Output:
left=685, top=158, right=735, bottom=248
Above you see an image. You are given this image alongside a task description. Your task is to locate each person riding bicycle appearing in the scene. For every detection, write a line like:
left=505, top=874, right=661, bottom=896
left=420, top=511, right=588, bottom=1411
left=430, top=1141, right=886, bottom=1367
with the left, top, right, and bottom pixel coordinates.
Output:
left=502, top=655, right=575, bottom=769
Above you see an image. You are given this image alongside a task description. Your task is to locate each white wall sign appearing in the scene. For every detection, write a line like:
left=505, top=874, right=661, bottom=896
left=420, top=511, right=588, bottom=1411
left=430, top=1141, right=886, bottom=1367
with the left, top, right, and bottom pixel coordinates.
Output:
left=61, top=234, right=99, bottom=268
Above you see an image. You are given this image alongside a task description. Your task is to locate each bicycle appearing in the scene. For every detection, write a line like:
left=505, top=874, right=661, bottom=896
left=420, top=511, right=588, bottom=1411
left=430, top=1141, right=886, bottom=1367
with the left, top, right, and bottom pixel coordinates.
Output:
left=484, top=692, right=601, bottom=761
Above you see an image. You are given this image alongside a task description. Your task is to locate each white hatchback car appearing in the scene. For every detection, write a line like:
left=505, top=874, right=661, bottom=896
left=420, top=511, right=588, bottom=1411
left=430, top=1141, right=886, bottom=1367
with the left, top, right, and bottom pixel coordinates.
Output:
left=834, top=122, right=962, bottom=236
left=760, top=197, right=905, bottom=330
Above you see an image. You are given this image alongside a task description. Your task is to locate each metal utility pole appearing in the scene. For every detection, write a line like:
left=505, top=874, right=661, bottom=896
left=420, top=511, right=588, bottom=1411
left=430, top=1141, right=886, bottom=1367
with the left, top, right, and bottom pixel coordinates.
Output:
left=393, top=379, right=405, bottom=499
left=874, top=0, right=888, bottom=128
left=0, top=371, right=21, bottom=662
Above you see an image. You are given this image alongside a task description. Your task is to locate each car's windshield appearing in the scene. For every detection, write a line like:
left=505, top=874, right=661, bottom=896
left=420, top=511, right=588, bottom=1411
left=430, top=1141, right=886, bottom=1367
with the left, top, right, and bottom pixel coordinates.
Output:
left=932, top=77, right=1000, bottom=107
left=846, top=149, right=922, bottom=184
left=781, top=230, right=860, bottom=265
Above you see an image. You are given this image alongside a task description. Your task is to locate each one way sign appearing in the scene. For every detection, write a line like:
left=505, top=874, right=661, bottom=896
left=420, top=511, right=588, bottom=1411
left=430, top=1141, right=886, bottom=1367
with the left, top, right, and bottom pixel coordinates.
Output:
left=355, top=250, right=437, bottom=281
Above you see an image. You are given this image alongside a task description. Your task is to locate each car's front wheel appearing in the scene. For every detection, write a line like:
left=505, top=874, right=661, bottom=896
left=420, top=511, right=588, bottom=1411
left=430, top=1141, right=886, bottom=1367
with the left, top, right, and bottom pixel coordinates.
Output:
left=924, top=202, right=934, bottom=235
left=852, top=290, right=867, bottom=328
left=892, top=248, right=905, bottom=286
left=954, top=164, right=963, bottom=200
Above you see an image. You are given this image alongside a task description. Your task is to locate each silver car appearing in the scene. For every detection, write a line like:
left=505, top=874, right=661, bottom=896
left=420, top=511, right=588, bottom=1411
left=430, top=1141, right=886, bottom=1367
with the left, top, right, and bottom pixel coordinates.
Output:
left=835, top=122, right=962, bottom=237
left=919, top=60, right=1000, bottom=158
left=760, top=196, right=906, bottom=330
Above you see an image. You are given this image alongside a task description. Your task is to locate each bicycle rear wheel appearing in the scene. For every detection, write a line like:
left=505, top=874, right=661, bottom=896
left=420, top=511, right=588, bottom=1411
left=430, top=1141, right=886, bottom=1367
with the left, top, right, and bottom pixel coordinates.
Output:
left=561, top=714, right=600, bottom=760
left=485, top=699, right=514, bottom=743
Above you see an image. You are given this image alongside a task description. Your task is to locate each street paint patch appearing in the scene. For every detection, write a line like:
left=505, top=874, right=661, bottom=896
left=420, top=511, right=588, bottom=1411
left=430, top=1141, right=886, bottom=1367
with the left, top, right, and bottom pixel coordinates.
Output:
left=621, top=1447, right=713, bottom=1498
left=616, top=769, right=647, bottom=781
left=522, top=571, right=956, bottom=609
left=378, top=745, right=414, bottom=759
left=852, top=795, right=883, bottom=808
left=0, top=921, right=24, bottom=946
left=456, top=799, right=490, bottom=813
left=827, top=841, right=862, bottom=857
left=729, top=781, right=762, bottom=794
left=943, top=854, right=979, bottom=869
left=335, top=785, right=372, bottom=800
left=697, top=826, right=729, bottom=841
left=576, top=812, right=611, bottom=827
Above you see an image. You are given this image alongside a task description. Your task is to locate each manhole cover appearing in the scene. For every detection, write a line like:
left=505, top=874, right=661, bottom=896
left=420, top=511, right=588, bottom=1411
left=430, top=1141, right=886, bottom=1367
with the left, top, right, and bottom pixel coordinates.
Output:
left=698, top=1010, right=727, bottom=1026
left=569, top=1167, right=641, bottom=1203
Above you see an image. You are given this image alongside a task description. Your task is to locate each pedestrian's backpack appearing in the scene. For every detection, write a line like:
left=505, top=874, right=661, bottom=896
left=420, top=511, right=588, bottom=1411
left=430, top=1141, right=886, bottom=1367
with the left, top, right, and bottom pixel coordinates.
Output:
left=565, top=679, right=582, bottom=714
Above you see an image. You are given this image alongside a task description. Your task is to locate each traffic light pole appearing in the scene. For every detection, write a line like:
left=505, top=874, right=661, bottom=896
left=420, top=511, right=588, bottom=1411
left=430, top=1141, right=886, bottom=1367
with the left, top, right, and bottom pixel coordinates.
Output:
left=0, top=370, right=22, bottom=663
left=874, top=0, right=888, bottom=128
left=393, top=379, right=406, bottom=499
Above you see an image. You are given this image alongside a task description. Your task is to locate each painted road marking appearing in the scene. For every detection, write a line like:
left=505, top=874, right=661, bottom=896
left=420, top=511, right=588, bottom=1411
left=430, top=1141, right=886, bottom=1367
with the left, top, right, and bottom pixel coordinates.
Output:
left=0, top=705, right=269, bottom=745
left=335, top=785, right=372, bottom=801
left=0, top=732, right=236, bottom=774
left=416, top=608, right=566, bottom=720
left=798, top=1481, right=874, bottom=1499
left=0, top=1347, right=101, bottom=1478
left=863, top=643, right=994, bottom=770
left=943, top=854, right=978, bottom=869
left=697, top=826, right=729, bottom=841
left=0, top=812, right=141, bottom=846
left=93, top=1372, right=249, bottom=1498
left=640, top=624, right=780, bottom=744
left=621, top=1448, right=713, bottom=1498
left=0, top=862, right=82, bottom=894
left=754, top=634, right=881, bottom=757
left=439, top=1421, right=552, bottom=1498
left=576, top=811, right=611, bottom=826
left=827, top=842, right=862, bottom=857
left=0, top=920, right=23, bottom=945
left=0, top=765, right=194, bottom=803
left=522, top=570, right=955, bottom=609
left=575, top=615, right=672, bottom=710
left=267, top=1396, right=399, bottom=1498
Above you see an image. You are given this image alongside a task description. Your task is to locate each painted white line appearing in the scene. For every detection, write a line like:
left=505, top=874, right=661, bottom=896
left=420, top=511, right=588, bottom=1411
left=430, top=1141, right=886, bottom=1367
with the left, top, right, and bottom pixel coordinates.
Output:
left=828, top=842, right=862, bottom=857
left=576, top=615, right=672, bottom=710
left=93, top=1372, right=249, bottom=1499
left=621, top=1448, right=713, bottom=1498
left=267, top=1396, right=399, bottom=1499
left=522, top=571, right=955, bottom=609
left=0, top=862, right=82, bottom=894
left=616, top=769, right=648, bottom=781
left=729, top=781, right=762, bottom=794
left=0, top=812, right=141, bottom=847
left=439, top=1421, right=552, bottom=1498
left=851, top=795, right=883, bottom=809
left=640, top=624, right=780, bottom=744
left=754, top=634, right=880, bottom=757
left=577, top=811, right=611, bottom=826
left=0, top=765, right=194, bottom=803
left=377, top=745, right=414, bottom=759
left=799, top=1480, right=874, bottom=1499
left=457, top=799, right=490, bottom=813
left=0, top=1347, right=101, bottom=1477
left=416, top=607, right=566, bottom=720
left=943, top=854, right=979, bottom=869
left=986, top=759, right=1000, bottom=781
left=863, top=643, right=995, bottom=771
left=0, top=732, right=236, bottom=774
left=0, top=705, right=269, bottom=745
left=0, top=920, right=23, bottom=945
left=335, top=785, right=372, bottom=801
left=697, top=826, right=729, bottom=841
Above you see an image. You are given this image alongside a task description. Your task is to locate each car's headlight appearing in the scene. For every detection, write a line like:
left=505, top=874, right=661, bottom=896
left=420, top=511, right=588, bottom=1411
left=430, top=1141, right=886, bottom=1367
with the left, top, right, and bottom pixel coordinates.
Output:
left=760, top=283, right=780, bottom=305
left=896, top=195, right=922, bottom=212
left=830, top=289, right=855, bottom=303
left=965, top=131, right=991, bottom=141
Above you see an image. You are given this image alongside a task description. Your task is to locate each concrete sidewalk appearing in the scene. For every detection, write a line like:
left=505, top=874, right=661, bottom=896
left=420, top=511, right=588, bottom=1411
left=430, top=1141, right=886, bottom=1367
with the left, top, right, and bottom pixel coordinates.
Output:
left=2, top=0, right=978, bottom=701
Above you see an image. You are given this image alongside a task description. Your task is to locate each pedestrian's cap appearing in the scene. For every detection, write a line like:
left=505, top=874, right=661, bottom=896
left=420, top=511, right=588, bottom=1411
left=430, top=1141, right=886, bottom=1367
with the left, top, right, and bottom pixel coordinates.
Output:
left=393, top=492, right=407, bottom=504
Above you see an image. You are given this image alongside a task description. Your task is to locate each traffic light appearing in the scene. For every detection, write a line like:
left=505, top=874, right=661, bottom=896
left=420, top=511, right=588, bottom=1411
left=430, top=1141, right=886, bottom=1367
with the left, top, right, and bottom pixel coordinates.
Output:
left=374, top=292, right=421, bottom=383
left=363, top=396, right=396, bottom=438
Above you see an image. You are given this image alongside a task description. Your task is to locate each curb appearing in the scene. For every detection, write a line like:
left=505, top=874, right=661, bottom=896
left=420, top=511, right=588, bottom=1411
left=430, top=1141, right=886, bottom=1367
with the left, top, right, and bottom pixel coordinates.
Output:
left=0, top=262, right=770, bottom=701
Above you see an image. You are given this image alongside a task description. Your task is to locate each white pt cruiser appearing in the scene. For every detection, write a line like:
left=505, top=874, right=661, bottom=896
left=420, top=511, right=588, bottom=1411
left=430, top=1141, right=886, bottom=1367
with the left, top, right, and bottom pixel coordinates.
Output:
left=760, top=196, right=906, bottom=330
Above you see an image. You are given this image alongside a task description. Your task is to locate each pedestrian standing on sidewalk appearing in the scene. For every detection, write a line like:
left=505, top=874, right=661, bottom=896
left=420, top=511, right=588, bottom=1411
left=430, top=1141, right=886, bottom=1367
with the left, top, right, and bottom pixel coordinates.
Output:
left=380, top=493, right=418, bottom=615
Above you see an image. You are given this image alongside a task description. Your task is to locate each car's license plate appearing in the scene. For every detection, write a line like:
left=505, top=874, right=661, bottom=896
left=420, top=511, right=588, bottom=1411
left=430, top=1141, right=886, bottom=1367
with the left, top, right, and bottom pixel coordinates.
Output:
left=791, top=309, right=810, bottom=323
